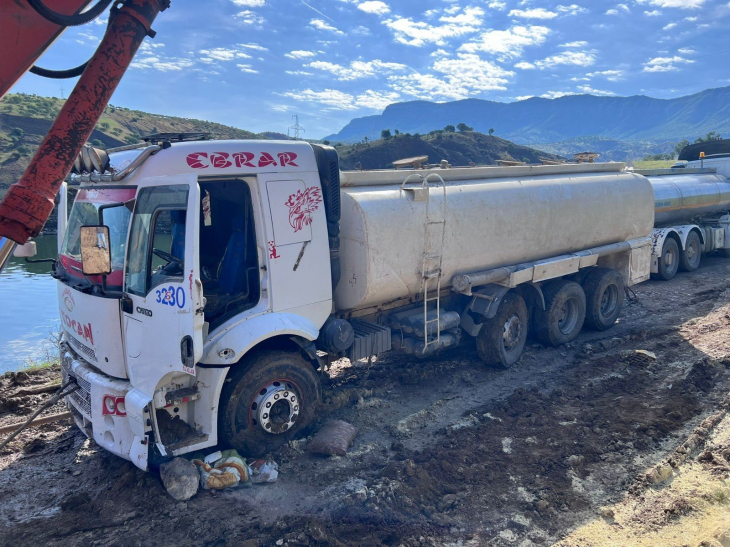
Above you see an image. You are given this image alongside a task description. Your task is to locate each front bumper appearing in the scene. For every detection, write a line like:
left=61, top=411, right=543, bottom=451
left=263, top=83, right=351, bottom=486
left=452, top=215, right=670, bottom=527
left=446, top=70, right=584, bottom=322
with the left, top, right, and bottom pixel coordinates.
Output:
left=61, top=348, right=152, bottom=470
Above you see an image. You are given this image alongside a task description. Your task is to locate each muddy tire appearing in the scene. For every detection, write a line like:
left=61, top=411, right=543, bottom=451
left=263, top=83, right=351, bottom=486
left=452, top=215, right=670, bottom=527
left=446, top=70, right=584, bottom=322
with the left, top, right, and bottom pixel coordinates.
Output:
left=679, top=230, right=702, bottom=272
left=583, top=268, right=624, bottom=331
left=476, top=293, right=528, bottom=368
left=218, top=350, right=321, bottom=457
left=534, top=280, right=586, bottom=347
left=654, top=237, right=680, bottom=281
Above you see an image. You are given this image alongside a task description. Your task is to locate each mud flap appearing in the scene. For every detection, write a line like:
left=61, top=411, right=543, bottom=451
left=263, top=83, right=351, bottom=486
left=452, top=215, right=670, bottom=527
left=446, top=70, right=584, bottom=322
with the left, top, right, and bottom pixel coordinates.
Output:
left=460, top=285, right=511, bottom=337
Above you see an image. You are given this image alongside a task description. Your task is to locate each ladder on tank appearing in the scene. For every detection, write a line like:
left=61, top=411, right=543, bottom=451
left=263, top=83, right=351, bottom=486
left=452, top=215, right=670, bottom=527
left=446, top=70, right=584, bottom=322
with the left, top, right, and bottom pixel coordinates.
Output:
left=401, top=173, right=448, bottom=350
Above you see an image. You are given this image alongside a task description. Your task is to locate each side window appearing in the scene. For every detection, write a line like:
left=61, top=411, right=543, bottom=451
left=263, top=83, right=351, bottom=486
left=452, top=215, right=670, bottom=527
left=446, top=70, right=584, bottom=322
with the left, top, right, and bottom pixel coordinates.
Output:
left=125, top=185, right=188, bottom=296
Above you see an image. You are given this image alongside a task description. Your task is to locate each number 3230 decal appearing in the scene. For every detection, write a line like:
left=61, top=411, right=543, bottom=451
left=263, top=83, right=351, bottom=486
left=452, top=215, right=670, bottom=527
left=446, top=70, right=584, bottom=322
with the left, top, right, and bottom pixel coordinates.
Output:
left=155, top=286, right=186, bottom=309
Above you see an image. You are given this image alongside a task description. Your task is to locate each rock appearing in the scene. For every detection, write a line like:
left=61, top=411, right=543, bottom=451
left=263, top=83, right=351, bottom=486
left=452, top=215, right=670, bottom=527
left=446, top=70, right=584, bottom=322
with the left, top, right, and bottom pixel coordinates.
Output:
left=647, top=463, right=673, bottom=485
left=60, top=492, right=91, bottom=511
left=599, top=506, right=615, bottom=518
left=535, top=500, right=549, bottom=512
left=160, top=457, right=199, bottom=501
left=13, top=371, right=30, bottom=385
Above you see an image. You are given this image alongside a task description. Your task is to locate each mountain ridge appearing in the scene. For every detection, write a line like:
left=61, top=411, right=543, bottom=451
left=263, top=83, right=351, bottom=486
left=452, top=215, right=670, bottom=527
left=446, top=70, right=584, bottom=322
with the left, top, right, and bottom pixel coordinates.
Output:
left=325, top=87, right=730, bottom=147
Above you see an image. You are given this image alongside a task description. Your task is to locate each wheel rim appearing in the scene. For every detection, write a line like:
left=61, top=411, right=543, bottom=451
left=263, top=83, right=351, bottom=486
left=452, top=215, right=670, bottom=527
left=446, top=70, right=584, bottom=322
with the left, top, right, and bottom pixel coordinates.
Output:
left=600, top=285, right=619, bottom=319
left=687, top=239, right=700, bottom=266
left=664, top=246, right=676, bottom=268
left=558, top=298, right=579, bottom=335
left=248, top=379, right=302, bottom=435
left=502, top=314, right=523, bottom=352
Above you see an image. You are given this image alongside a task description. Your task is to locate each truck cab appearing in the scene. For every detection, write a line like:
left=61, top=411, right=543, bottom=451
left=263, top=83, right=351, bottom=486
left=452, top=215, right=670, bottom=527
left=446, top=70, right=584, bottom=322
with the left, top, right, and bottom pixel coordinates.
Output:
left=58, top=139, right=338, bottom=470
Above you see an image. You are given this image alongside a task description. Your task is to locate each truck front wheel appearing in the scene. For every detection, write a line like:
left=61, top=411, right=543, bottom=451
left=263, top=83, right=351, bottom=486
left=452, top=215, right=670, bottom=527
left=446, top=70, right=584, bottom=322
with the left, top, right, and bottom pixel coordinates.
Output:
left=218, top=350, right=321, bottom=457
left=476, top=293, right=528, bottom=368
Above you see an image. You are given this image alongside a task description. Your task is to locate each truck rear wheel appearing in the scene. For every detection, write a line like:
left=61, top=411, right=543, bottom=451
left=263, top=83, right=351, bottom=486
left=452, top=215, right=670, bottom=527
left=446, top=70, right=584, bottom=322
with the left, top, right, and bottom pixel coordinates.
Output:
left=535, top=280, right=586, bottom=346
left=476, top=292, right=528, bottom=368
left=218, top=350, right=321, bottom=457
left=583, top=268, right=624, bottom=331
left=679, top=231, right=701, bottom=272
left=654, top=237, right=679, bottom=280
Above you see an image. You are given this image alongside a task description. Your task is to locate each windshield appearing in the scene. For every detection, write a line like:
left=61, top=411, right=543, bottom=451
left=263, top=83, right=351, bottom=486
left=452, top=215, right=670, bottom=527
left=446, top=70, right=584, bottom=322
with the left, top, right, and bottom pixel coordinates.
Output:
left=60, top=188, right=136, bottom=290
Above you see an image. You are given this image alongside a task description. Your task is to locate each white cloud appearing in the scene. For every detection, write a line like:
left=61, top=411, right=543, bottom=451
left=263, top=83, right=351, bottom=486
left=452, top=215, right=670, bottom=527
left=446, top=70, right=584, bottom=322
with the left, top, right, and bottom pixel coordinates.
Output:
left=637, top=0, right=705, bottom=8
left=644, top=9, right=662, bottom=15
left=677, top=47, right=696, bottom=54
left=307, top=59, right=408, bottom=80
left=461, top=25, right=550, bottom=60
left=309, top=19, right=344, bottom=34
left=488, top=0, right=507, bottom=9
left=515, top=61, right=536, bottom=69
left=541, top=91, right=577, bottom=99
left=358, top=1, right=390, bottom=15
left=354, top=90, right=400, bottom=110
left=199, top=47, right=252, bottom=63
left=234, top=10, right=265, bottom=24
left=606, top=3, right=629, bottom=14
left=643, top=55, right=694, bottom=71
left=285, top=50, right=317, bottom=59
left=281, top=88, right=400, bottom=111
left=556, top=4, right=588, bottom=15
left=388, top=53, right=514, bottom=101
left=383, top=6, right=484, bottom=46
left=285, top=70, right=314, bottom=75
left=131, top=56, right=195, bottom=72
left=237, top=64, right=259, bottom=74
left=239, top=43, right=268, bottom=51
left=508, top=8, right=558, bottom=19
left=663, top=22, right=678, bottom=29
left=561, top=41, right=588, bottom=48
left=577, top=85, right=615, bottom=95
left=586, top=69, right=624, bottom=81
left=231, top=0, right=265, bottom=5
left=535, top=50, right=596, bottom=69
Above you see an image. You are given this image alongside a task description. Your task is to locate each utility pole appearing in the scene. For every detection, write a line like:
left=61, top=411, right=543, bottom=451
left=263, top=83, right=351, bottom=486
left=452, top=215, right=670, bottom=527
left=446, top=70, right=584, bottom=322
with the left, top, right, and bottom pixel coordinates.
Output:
left=288, top=114, right=305, bottom=140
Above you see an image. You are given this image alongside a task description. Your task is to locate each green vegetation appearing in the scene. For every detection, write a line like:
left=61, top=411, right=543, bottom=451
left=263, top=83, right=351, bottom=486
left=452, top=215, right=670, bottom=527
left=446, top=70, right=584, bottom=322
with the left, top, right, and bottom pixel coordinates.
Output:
left=633, top=160, right=676, bottom=169
left=0, top=92, right=276, bottom=188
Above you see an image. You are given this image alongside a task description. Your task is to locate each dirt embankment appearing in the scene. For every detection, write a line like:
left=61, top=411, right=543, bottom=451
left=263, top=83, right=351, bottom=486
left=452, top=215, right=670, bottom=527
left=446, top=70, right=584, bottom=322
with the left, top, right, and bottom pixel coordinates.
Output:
left=2, top=258, right=730, bottom=546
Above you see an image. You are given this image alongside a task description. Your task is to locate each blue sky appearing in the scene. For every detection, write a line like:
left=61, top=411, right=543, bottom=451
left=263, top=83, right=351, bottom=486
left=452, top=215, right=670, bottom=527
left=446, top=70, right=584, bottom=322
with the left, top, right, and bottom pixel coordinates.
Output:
left=11, top=0, right=730, bottom=138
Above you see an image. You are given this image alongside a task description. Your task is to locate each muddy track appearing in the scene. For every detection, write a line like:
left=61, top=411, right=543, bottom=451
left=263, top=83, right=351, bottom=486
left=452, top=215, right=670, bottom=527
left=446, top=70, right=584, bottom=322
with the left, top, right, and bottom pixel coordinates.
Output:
left=1, top=257, right=730, bottom=546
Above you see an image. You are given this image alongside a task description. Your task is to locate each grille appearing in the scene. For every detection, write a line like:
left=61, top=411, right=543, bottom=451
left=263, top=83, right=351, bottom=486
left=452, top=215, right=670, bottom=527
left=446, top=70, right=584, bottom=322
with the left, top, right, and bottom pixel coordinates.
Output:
left=62, top=358, right=92, bottom=419
left=68, top=335, right=97, bottom=363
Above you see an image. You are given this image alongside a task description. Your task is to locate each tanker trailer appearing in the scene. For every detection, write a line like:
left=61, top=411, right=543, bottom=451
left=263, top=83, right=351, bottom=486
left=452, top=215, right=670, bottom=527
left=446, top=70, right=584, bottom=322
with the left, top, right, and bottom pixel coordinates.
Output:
left=332, top=161, right=654, bottom=369
left=636, top=167, right=730, bottom=280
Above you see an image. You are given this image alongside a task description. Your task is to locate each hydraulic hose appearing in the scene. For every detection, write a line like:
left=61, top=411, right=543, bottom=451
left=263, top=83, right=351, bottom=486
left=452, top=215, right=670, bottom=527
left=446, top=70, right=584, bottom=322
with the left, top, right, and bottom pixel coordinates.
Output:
left=25, top=0, right=114, bottom=27
left=30, top=61, right=89, bottom=79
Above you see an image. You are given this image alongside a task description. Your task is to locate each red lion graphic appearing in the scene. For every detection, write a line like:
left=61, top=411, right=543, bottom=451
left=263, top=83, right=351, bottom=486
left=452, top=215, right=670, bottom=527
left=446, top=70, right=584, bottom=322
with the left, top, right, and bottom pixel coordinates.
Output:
left=285, top=187, right=323, bottom=232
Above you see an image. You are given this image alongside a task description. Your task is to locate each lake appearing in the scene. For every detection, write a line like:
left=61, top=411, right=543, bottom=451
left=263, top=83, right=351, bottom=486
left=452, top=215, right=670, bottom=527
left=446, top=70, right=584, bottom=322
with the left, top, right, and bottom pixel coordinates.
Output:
left=0, top=235, right=60, bottom=374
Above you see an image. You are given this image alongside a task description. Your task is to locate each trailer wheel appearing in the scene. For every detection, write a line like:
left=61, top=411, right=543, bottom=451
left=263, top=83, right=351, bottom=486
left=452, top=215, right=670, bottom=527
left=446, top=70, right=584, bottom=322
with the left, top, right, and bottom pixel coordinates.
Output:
left=476, top=293, right=528, bottom=368
left=679, top=231, right=702, bottom=272
left=654, top=237, right=680, bottom=281
left=534, top=280, right=586, bottom=347
left=583, top=268, right=624, bottom=331
left=218, top=350, right=321, bottom=457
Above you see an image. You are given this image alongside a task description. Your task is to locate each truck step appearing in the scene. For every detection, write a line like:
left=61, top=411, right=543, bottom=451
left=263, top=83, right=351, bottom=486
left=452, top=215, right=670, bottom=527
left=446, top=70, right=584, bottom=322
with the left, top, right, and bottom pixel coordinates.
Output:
left=164, top=386, right=201, bottom=407
left=347, top=320, right=392, bottom=362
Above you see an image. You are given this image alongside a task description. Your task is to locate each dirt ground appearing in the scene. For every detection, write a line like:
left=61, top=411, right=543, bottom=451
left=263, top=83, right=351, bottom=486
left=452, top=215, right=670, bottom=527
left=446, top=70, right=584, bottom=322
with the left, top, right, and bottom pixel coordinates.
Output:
left=2, top=257, right=730, bottom=547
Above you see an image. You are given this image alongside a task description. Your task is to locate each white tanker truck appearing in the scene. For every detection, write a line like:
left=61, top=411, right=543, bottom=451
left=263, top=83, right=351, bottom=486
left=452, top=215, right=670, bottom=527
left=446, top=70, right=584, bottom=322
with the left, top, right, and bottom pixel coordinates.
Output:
left=35, top=136, right=730, bottom=469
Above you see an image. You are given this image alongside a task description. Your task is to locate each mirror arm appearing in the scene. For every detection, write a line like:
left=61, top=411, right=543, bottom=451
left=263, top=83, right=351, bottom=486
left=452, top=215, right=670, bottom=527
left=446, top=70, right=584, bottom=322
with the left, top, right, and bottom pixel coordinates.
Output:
left=24, top=258, right=56, bottom=264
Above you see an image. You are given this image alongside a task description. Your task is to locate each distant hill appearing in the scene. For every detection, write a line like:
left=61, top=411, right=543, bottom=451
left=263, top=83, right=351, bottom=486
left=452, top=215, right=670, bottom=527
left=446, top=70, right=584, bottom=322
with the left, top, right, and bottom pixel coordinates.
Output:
left=531, top=136, right=676, bottom=163
left=0, top=93, right=271, bottom=188
left=325, top=87, right=730, bottom=148
left=336, top=130, right=562, bottom=170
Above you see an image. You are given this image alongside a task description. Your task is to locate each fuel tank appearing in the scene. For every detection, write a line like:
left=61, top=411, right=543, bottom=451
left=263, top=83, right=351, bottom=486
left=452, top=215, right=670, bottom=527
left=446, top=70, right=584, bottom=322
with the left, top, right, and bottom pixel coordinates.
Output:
left=335, top=166, right=655, bottom=311
left=649, top=173, right=730, bottom=226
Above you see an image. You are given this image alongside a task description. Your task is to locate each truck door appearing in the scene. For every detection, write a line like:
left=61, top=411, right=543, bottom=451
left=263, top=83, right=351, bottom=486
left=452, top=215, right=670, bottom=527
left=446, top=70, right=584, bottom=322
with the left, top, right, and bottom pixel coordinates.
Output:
left=123, top=175, right=204, bottom=394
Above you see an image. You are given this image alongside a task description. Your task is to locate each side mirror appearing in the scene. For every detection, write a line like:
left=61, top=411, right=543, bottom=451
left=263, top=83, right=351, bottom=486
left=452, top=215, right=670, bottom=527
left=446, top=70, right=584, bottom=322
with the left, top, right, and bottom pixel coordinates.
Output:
left=80, top=225, right=112, bottom=275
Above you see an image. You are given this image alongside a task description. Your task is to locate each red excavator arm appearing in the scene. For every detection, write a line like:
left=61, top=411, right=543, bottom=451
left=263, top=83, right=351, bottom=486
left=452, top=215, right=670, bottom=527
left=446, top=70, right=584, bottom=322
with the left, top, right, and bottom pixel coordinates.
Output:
left=0, top=0, right=94, bottom=98
left=0, top=0, right=170, bottom=268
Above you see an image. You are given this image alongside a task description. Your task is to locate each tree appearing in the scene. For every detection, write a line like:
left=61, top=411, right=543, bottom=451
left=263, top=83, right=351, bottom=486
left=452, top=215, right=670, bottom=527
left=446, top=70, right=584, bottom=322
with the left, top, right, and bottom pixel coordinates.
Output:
left=322, top=140, right=331, bottom=145
left=444, top=124, right=455, bottom=132
left=381, top=129, right=392, bottom=140
left=673, top=139, right=689, bottom=158
left=394, top=129, right=400, bottom=136
left=364, top=136, right=369, bottom=144
left=457, top=123, right=473, bottom=132
left=695, top=131, right=721, bottom=144
left=488, top=128, right=495, bottom=136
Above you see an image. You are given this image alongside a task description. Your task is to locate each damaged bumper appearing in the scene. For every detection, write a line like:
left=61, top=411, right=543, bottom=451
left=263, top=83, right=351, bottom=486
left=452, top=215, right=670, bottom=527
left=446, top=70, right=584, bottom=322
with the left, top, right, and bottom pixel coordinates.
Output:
left=61, top=347, right=153, bottom=471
